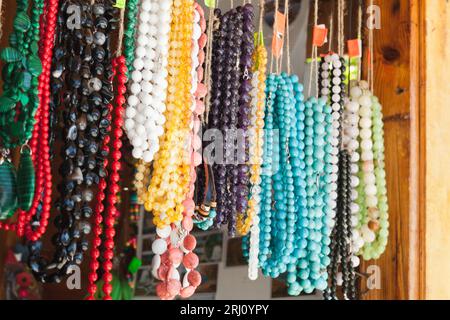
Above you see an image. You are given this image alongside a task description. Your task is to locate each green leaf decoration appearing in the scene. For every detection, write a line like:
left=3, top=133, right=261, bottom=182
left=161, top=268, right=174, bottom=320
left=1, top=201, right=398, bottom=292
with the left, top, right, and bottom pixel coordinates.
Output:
left=27, top=55, right=42, bottom=76
left=19, top=92, right=29, bottom=106
left=17, top=149, right=35, bottom=211
left=1, top=47, right=22, bottom=63
left=19, top=71, right=32, bottom=91
left=13, top=12, right=31, bottom=32
left=29, top=42, right=38, bottom=55
left=0, top=96, right=17, bottom=113
left=0, top=161, right=18, bottom=218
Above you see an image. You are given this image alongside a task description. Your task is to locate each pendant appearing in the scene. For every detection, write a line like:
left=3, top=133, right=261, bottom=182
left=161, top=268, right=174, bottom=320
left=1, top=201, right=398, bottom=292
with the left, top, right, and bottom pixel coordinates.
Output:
left=0, top=158, right=18, bottom=220
left=17, top=146, right=35, bottom=211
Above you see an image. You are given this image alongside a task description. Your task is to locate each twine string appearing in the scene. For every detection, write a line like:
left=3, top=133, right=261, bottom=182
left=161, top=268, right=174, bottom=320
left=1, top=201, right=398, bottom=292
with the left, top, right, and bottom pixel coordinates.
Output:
left=307, top=0, right=319, bottom=97
left=270, top=0, right=279, bottom=74
left=258, top=0, right=265, bottom=34
left=285, top=0, right=291, bottom=74
left=116, top=6, right=126, bottom=57
left=204, top=3, right=217, bottom=123
left=357, top=0, right=362, bottom=81
left=0, top=0, right=3, bottom=42
left=368, top=0, right=374, bottom=91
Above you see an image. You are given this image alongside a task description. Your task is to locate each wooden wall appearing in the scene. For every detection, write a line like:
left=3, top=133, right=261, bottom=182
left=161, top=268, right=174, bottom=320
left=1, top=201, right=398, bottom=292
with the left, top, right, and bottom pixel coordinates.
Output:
left=358, top=0, right=424, bottom=300
left=0, top=0, right=442, bottom=300
left=424, top=0, right=450, bottom=300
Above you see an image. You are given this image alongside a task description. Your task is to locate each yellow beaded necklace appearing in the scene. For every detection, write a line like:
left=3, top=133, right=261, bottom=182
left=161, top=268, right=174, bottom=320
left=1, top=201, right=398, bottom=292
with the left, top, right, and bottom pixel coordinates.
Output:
left=134, top=160, right=151, bottom=205
left=144, top=0, right=194, bottom=229
left=237, top=36, right=268, bottom=236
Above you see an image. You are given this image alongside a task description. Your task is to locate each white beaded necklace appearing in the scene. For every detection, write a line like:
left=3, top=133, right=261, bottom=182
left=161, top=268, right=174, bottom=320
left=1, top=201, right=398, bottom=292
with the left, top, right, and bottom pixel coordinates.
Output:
left=320, top=53, right=342, bottom=228
left=124, top=0, right=172, bottom=162
left=344, top=87, right=364, bottom=268
left=247, top=72, right=261, bottom=281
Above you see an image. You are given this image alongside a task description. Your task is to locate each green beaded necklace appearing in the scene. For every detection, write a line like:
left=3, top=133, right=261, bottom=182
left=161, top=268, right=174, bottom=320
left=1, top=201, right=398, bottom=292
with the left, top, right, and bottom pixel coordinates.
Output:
left=123, top=0, right=139, bottom=78
left=0, top=0, right=43, bottom=219
left=0, top=0, right=43, bottom=149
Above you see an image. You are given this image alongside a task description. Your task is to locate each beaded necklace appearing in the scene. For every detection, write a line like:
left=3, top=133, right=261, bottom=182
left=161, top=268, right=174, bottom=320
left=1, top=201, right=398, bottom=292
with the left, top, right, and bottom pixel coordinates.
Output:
left=87, top=55, right=127, bottom=300
left=144, top=0, right=194, bottom=229
left=343, top=88, right=364, bottom=268
left=0, top=0, right=44, bottom=221
left=208, top=8, right=232, bottom=228
left=124, top=0, right=172, bottom=162
left=222, top=7, right=242, bottom=233
left=319, top=53, right=358, bottom=299
left=286, top=94, right=333, bottom=296
left=28, top=0, right=118, bottom=283
left=352, top=80, right=389, bottom=260
left=207, top=4, right=255, bottom=236
left=232, top=3, right=255, bottom=237
left=123, top=0, right=139, bottom=77
left=193, top=5, right=219, bottom=231
left=0, top=0, right=58, bottom=239
left=0, top=0, right=44, bottom=149
left=150, top=2, right=205, bottom=300
left=241, top=12, right=267, bottom=280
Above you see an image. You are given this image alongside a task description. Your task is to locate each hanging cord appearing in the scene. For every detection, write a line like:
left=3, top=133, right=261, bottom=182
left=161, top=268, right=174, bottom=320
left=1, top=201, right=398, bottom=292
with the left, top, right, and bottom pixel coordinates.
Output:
left=328, top=13, right=333, bottom=53
left=357, top=0, right=362, bottom=81
left=368, top=0, right=374, bottom=92
left=270, top=0, right=280, bottom=73
left=0, top=0, right=3, bottom=42
left=337, top=0, right=345, bottom=56
left=285, top=0, right=291, bottom=74
left=204, top=1, right=218, bottom=124
left=116, top=6, right=126, bottom=57
left=347, top=0, right=353, bottom=89
left=258, top=0, right=265, bottom=34
left=337, top=0, right=341, bottom=55
left=307, top=0, right=319, bottom=98
left=277, top=0, right=290, bottom=74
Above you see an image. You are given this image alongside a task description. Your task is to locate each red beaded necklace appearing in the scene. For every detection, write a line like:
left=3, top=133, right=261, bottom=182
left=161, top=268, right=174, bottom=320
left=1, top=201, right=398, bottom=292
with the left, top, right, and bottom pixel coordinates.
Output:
left=0, top=0, right=58, bottom=240
left=86, top=56, right=127, bottom=300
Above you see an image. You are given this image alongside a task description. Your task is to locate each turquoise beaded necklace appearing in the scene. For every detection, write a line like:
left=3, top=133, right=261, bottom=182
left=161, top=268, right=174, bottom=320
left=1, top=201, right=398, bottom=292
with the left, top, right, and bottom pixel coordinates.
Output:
left=244, top=72, right=334, bottom=296
left=288, top=96, right=333, bottom=295
left=259, top=73, right=298, bottom=279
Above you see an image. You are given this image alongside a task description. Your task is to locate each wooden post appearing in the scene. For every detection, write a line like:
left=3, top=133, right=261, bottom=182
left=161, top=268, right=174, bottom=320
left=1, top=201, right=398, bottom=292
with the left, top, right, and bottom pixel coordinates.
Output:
left=423, top=0, right=450, bottom=300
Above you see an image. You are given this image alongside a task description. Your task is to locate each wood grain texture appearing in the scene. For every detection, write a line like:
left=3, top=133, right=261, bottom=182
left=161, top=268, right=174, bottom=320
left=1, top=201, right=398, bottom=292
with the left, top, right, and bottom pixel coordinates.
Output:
left=424, top=0, right=450, bottom=300
left=360, top=0, right=423, bottom=300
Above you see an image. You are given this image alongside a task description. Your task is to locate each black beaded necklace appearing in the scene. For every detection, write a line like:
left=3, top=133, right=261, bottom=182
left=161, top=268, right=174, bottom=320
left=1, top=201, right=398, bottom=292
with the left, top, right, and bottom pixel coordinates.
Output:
left=28, top=0, right=118, bottom=283
left=321, top=55, right=358, bottom=299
